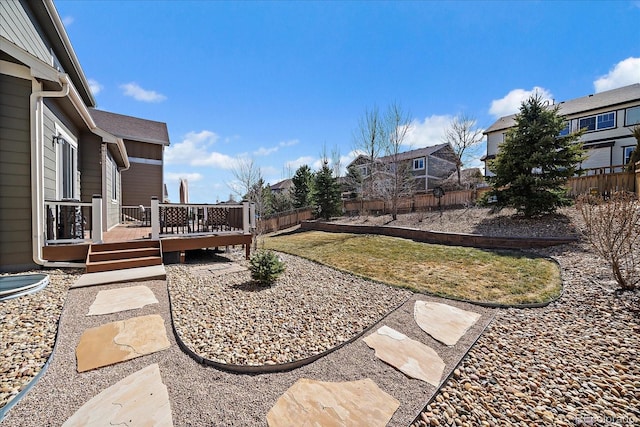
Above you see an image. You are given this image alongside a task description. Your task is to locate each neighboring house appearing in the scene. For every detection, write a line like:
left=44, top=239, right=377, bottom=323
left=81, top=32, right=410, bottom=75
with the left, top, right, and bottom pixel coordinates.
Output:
left=269, top=178, right=293, bottom=195
left=483, top=83, right=640, bottom=176
left=347, top=143, right=458, bottom=195
left=0, top=0, right=164, bottom=272
left=89, top=109, right=170, bottom=207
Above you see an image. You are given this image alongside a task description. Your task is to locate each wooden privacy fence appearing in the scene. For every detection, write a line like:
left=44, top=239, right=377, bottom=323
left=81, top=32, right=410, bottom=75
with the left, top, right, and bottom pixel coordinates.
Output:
left=258, top=208, right=314, bottom=234
left=343, top=189, right=480, bottom=215
left=565, top=172, right=635, bottom=197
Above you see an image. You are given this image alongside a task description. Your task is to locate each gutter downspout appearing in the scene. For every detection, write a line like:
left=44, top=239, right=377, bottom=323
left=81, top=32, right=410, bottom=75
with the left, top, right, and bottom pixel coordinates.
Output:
left=30, top=74, right=70, bottom=266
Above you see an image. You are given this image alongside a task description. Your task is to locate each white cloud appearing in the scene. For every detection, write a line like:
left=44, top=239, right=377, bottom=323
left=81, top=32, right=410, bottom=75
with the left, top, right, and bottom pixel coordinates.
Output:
left=120, top=82, right=167, bottom=103
left=62, top=16, right=74, bottom=26
left=88, top=78, right=103, bottom=96
left=489, top=86, right=553, bottom=118
left=253, top=139, right=299, bottom=157
left=285, top=156, right=315, bottom=172
left=165, top=130, right=235, bottom=169
left=404, top=114, right=453, bottom=148
left=594, top=57, right=640, bottom=93
left=164, top=172, right=203, bottom=183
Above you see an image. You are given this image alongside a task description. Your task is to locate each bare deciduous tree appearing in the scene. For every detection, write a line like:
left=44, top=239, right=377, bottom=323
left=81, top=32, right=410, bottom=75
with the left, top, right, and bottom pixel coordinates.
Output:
left=353, top=106, right=387, bottom=201
left=381, top=102, right=414, bottom=220
left=578, top=191, right=640, bottom=291
left=229, top=158, right=264, bottom=248
left=442, top=114, right=484, bottom=185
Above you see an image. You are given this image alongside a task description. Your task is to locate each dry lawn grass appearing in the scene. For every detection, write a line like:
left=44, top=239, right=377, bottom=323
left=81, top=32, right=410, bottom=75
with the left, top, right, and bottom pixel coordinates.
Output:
left=261, top=231, right=561, bottom=305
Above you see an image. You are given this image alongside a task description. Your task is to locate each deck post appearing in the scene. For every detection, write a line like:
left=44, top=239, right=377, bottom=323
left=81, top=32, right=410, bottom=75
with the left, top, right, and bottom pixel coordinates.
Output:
left=242, top=201, right=250, bottom=233
left=151, top=196, right=160, bottom=240
left=91, top=195, right=103, bottom=244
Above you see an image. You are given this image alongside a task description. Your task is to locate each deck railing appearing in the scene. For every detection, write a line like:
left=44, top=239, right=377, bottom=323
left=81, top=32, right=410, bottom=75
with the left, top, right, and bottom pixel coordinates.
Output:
left=45, top=199, right=93, bottom=244
left=150, top=198, right=255, bottom=239
left=121, top=205, right=151, bottom=227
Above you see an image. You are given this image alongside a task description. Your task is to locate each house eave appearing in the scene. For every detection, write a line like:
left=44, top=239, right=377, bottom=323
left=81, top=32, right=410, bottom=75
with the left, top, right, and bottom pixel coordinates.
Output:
left=34, top=0, right=96, bottom=107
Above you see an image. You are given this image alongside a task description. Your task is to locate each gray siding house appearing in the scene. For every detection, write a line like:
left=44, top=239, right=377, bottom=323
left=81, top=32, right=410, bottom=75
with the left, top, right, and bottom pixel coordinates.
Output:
left=90, top=109, right=170, bottom=208
left=483, top=84, right=640, bottom=176
left=0, top=0, right=168, bottom=272
left=347, top=143, right=458, bottom=195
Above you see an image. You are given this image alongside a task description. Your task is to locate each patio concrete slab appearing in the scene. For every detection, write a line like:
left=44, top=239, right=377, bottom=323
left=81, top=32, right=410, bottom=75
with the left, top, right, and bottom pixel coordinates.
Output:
left=87, top=285, right=158, bottom=316
left=414, top=300, right=482, bottom=346
left=62, top=363, right=173, bottom=427
left=72, top=265, right=166, bottom=289
left=363, top=325, right=445, bottom=386
left=76, top=314, right=170, bottom=372
left=190, top=263, right=247, bottom=277
left=266, top=378, right=399, bottom=427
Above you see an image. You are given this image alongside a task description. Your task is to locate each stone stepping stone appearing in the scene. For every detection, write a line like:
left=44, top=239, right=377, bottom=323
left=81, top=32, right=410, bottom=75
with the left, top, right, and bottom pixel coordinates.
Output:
left=191, top=263, right=247, bottom=277
left=63, top=363, right=173, bottom=426
left=87, top=285, right=158, bottom=316
left=363, top=325, right=445, bottom=387
left=266, top=378, right=399, bottom=427
left=414, top=300, right=481, bottom=346
left=76, top=314, right=170, bottom=372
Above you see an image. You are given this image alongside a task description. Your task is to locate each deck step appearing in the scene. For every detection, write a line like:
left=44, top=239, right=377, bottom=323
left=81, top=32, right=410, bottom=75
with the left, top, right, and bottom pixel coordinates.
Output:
left=90, top=240, right=160, bottom=252
left=86, top=240, right=163, bottom=273
left=86, top=256, right=163, bottom=274
left=88, top=247, right=161, bottom=263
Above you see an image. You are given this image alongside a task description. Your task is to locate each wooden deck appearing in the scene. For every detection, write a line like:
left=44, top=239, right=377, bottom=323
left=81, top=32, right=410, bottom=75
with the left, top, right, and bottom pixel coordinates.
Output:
left=42, top=225, right=253, bottom=263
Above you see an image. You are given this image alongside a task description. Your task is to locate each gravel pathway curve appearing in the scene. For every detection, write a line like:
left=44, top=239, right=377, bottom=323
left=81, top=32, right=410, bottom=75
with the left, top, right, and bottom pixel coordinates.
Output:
left=1, top=269, right=492, bottom=426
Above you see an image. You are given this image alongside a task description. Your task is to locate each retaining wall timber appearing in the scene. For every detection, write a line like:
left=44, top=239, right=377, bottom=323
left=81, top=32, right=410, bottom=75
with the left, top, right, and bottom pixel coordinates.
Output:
left=300, top=221, right=578, bottom=250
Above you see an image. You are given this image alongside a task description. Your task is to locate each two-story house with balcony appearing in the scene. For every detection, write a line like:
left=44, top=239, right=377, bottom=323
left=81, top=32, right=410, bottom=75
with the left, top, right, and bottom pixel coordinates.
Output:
left=482, top=83, right=640, bottom=176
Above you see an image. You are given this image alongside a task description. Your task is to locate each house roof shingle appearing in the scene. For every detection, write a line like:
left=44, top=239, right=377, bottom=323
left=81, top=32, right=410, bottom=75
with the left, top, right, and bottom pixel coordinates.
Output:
left=89, top=109, right=170, bottom=145
left=347, top=143, right=451, bottom=168
left=484, top=83, right=640, bottom=134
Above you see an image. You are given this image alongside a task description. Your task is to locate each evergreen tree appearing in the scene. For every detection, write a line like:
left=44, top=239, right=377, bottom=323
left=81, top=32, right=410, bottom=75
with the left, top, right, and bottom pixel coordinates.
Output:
left=487, top=94, right=585, bottom=217
left=291, top=165, right=314, bottom=208
left=625, top=125, right=640, bottom=172
left=312, top=160, right=342, bottom=220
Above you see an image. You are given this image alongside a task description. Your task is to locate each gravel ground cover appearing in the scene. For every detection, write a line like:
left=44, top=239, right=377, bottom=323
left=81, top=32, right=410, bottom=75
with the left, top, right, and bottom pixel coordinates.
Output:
left=169, top=252, right=412, bottom=366
left=2, top=276, right=493, bottom=426
left=2, top=205, right=638, bottom=426
left=0, top=269, right=81, bottom=409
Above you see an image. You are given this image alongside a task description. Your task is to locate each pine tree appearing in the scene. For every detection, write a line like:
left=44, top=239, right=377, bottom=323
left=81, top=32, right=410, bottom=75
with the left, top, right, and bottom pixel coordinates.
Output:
left=312, top=160, right=342, bottom=220
left=291, top=165, right=314, bottom=208
left=487, top=94, right=585, bottom=217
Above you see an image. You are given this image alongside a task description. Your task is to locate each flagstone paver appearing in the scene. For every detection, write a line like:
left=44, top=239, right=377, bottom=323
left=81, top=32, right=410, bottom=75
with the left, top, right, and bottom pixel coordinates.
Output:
left=190, top=263, right=247, bottom=277
left=363, top=325, right=445, bottom=386
left=266, top=378, right=399, bottom=427
left=414, top=300, right=481, bottom=346
left=76, top=314, right=170, bottom=372
left=87, top=285, right=158, bottom=316
left=62, top=363, right=173, bottom=427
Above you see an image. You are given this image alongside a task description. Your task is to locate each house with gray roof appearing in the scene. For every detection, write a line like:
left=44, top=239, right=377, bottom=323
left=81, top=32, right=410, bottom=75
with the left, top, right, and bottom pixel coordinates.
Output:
left=90, top=109, right=170, bottom=207
left=482, top=83, right=640, bottom=176
left=347, top=143, right=458, bottom=195
left=0, top=0, right=168, bottom=272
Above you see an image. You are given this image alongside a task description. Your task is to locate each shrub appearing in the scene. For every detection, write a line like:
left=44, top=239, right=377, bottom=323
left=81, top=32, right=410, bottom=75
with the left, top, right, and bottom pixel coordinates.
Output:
left=249, top=250, right=285, bottom=286
left=577, top=191, right=640, bottom=291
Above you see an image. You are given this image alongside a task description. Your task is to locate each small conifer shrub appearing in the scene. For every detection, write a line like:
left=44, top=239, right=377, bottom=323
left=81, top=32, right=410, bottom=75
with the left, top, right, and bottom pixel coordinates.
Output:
left=249, top=250, right=285, bottom=286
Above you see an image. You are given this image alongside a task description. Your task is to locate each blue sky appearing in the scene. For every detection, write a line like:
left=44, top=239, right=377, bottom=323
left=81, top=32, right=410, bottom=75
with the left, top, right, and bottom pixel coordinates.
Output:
left=55, top=0, right=640, bottom=203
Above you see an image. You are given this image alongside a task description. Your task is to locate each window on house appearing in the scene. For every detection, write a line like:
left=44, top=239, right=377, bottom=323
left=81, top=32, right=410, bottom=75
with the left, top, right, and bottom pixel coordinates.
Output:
left=413, top=158, right=425, bottom=170
left=359, top=165, right=369, bottom=177
left=558, top=122, right=570, bottom=136
left=624, top=146, right=635, bottom=166
left=579, top=111, right=616, bottom=132
left=626, top=106, right=640, bottom=126
left=56, top=134, right=77, bottom=200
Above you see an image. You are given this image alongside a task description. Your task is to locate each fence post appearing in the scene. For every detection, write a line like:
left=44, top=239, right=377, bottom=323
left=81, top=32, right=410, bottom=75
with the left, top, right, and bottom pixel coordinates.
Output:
left=151, top=197, right=160, bottom=240
left=92, top=194, right=103, bottom=244
left=242, top=201, right=250, bottom=233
